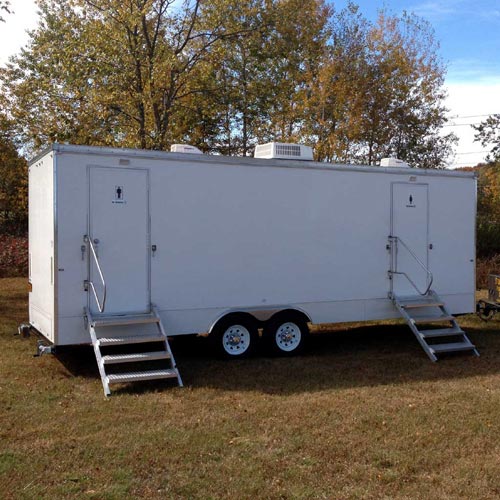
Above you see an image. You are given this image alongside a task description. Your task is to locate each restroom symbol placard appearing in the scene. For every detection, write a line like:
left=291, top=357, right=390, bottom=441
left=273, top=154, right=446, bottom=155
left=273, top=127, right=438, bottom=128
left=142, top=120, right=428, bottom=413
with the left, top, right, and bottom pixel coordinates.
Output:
left=112, top=185, right=126, bottom=204
left=406, top=193, right=416, bottom=208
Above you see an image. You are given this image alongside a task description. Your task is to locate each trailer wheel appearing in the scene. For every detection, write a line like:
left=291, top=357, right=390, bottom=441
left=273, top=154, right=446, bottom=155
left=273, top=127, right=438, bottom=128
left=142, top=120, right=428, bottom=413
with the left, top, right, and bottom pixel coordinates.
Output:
left=211, top=315, right=258, bottom=358
left=477, top=301, right=497, bottom=321
left=263, top=314, right=309, bottom=356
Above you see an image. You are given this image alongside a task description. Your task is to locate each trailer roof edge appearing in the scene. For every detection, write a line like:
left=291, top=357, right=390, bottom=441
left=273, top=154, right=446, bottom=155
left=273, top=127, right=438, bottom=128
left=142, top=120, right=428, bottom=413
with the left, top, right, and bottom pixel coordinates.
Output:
left=29, top=143, right=476, bottom=179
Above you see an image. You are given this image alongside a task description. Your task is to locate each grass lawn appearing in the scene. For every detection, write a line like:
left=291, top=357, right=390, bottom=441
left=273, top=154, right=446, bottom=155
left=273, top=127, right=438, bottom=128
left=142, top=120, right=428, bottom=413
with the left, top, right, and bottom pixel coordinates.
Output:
left=1, top=277, right=500, bottom=499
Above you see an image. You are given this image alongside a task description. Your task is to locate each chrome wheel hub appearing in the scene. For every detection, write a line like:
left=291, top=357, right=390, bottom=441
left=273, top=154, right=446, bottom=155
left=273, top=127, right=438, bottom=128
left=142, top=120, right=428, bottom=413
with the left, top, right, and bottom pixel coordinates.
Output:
left=276, top=322, right=301, bottom=352
left=222, top=325, right=250, bottom=355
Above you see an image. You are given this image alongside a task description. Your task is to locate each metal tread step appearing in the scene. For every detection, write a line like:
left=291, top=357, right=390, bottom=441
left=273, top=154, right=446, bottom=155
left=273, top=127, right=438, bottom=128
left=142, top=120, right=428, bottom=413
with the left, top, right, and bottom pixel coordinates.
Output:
left=97, top=334, right=165, bottom=346
left=419, top=327, right=464, bottom=338
left=102, top=351, right=170, bottom=364
left=401, top=301, right=444, bottom=309
left=92, top=314, right=160, bottom=328
left=412, top=314, right=455, bottom=324
left=430, top=341, right=476, bottom=354
left=106, top=369, right=178, bottom=384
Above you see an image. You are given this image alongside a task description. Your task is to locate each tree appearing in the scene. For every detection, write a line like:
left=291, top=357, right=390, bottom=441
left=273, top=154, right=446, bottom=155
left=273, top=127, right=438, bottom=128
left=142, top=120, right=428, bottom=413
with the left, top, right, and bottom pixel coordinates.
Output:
left=304, top=2, right=369, bottom=162
left=183, top=0, right=274, bottom=156
left=349, top=10, right=455, bottom=168
left=185, top=0, right=331, bottom=156
left=1, top=0, right=456, bottom=167
left=0, top=1, right=11, bottom=22
left=473, top=114, right=500, bottom=162
left=0, top=115, right=28, bottom=234
left=471, top=161, right=500, bottom=256
left=1, top=0, right=249, bottom=153
left=304, top=5, right=456, bottom=168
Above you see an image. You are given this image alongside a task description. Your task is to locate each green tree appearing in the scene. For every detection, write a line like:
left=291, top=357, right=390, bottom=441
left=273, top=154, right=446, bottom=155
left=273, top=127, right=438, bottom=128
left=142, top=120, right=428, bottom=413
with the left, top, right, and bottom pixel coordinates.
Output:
left=473, top=114, right=500, bottom=162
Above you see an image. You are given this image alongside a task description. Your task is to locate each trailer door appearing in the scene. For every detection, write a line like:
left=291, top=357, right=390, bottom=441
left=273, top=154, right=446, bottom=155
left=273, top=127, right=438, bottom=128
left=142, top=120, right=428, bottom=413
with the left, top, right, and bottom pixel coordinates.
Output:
left=391, top=183, right=429, bottom=296
left=88, top=166, right=150, bottom=315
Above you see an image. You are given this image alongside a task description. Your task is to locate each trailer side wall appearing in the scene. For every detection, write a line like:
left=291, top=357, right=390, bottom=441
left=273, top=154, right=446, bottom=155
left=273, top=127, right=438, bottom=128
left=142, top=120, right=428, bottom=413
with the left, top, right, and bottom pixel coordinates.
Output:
left=45, top=147, right=476, bottom=345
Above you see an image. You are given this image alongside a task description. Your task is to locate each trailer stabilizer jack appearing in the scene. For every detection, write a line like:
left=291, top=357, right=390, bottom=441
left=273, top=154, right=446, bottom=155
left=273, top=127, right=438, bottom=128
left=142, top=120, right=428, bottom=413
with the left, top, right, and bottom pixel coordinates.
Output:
left=34, top=340, right=55, bottom=357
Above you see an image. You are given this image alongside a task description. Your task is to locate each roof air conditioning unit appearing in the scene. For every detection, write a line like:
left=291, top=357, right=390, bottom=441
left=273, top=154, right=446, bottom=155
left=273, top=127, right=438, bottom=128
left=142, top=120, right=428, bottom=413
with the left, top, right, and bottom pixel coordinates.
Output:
left=380, top=157, right=410, bottom=168
left=170, top=144, right=203, bottom=154
left=254, top=142, right=313, bottom=161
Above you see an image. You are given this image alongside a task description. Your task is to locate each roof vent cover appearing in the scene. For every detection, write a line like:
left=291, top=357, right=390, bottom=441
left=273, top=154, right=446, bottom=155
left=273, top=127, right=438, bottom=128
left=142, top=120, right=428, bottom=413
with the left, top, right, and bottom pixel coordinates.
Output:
left=380, top=157, right=410, bottom=168
left=254, top=142, right=313, bottom=161
left=170, top=144, right=203, bottom=154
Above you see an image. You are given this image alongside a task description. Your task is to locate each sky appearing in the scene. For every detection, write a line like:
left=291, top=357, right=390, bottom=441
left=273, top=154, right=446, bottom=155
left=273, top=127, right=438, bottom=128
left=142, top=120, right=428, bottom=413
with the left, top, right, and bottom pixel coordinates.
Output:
left=0, top=0, right=499, bottom=168
left=335, top=0, right=500, bottom=168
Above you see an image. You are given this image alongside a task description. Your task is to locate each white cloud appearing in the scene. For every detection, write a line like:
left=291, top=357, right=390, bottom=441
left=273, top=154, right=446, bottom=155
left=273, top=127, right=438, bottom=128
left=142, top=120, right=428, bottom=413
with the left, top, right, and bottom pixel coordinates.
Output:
left=443, top=79, right=500, bottom=167
left=410, top=0, right=500, bottom=23
left=410, top=0, right=462, bottom=19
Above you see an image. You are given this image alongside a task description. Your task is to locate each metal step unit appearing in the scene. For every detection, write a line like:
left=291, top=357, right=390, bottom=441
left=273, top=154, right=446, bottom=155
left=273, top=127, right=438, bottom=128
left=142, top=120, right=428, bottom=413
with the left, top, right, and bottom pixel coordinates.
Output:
left=85, top=306, right=183, bottom=396
left=393, top=290, right=479, bottom=362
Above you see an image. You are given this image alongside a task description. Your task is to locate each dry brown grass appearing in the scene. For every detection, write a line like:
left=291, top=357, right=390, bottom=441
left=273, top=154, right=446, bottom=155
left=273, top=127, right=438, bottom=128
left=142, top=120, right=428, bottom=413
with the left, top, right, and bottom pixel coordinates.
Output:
left=1, top=278, right=500, bottom=499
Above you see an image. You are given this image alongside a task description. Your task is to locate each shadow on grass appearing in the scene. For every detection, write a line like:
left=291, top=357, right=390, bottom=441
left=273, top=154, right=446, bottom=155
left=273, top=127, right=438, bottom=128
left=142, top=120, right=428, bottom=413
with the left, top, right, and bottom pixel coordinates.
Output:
left=53, top=319, right=500, bottom=396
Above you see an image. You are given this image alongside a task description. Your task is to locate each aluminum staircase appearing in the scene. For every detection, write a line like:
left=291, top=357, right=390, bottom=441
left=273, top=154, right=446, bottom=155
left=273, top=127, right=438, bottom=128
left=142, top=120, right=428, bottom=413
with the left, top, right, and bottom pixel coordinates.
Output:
left=393, top=291, right=479, bottom=361
left=85, top=306, right=183, bottom=396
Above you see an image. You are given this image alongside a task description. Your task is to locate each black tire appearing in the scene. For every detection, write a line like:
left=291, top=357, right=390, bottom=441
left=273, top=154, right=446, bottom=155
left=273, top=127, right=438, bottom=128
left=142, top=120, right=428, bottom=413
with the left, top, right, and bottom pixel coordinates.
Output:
left=263, top=314, right=309, bottom=356
left=210, top=315, right=259, bottom=359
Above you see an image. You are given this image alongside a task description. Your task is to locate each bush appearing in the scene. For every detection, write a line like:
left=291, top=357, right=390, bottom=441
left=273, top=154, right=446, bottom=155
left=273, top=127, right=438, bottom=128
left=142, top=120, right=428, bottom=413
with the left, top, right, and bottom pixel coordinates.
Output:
left=477, top=217, right=500, bottom=257
left=0, top=233, right=28, bottom=277
left=476, top=253, right=500, bottom=289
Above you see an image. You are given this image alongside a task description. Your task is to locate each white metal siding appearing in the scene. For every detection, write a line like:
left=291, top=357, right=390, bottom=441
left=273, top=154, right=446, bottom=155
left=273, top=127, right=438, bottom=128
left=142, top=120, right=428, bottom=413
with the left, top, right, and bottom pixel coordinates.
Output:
left=28, top=154, right=55, bottom=341
left=32, top=146, right=476, bottom=345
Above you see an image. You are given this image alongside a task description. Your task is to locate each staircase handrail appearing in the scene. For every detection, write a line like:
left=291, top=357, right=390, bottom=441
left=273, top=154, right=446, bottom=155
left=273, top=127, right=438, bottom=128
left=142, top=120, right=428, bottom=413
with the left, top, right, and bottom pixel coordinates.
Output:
left=388, top=235, right=433, bottom=296
left=84, top=235, right=107, bottom=312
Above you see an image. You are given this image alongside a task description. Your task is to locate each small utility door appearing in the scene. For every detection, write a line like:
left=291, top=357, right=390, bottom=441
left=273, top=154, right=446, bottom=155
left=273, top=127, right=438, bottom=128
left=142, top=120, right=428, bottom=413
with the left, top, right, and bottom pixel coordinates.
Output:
left=391, top=183, right=429, bottom=296
left=88, top=167, right=150, bottom=315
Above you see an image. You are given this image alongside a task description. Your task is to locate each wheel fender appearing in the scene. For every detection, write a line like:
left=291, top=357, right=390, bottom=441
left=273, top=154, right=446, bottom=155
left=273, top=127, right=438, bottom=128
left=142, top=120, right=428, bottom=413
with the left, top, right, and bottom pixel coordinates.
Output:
left=266, top=309, right=311, bottom=327
left=208, top=311, right=259, bottom=335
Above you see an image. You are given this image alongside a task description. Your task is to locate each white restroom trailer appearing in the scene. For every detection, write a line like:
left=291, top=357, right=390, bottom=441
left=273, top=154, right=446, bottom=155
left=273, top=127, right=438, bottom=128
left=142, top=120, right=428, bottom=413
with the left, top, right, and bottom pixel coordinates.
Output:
left=28, top=144, right=478, bottom=393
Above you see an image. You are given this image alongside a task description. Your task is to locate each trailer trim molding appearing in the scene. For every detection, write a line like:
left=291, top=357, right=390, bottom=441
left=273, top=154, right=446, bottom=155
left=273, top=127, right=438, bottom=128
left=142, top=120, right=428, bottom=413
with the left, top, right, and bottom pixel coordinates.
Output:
left=30, top=144, right=476, bottom=180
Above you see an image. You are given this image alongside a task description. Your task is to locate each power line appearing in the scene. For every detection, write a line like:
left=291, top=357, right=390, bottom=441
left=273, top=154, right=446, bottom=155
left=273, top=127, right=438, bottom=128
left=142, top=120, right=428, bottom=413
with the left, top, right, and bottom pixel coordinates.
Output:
left=446, top=113, right=500, bottom=119
left=442, top=122, right=482, bottom=127
left=448, top=161, right=489, bottom=166
left=454, top=151, right=490, bottom=155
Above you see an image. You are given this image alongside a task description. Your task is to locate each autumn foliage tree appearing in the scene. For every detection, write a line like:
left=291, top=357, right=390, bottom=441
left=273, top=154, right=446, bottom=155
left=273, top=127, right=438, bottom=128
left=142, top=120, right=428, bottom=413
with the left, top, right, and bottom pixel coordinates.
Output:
left=472, top=161, right=500, bottom=256
left=0, top=1, right=10, bottom=21
left=1, top=0, right=251, bottom=151
left=474, top=114, right=500, bottom=162
left=0, top=0, right=455, bottom=167
left=0, top=116, right=27, bottom=234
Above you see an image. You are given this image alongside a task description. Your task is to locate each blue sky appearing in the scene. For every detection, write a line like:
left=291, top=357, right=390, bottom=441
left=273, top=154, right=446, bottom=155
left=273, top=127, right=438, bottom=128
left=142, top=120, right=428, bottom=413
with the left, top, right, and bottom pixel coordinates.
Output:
left=335, top=0, right=500, bottom=84
left=1, top=0, right=499, bottom=166
left=335, top=0, right=500, bottom=166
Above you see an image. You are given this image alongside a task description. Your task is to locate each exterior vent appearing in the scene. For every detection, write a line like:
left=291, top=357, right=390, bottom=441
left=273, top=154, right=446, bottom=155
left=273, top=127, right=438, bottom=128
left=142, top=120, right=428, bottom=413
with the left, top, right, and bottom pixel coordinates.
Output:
left=254, top=142, right=313, bottom=161
left=170, top=144, right=203, bottom=154
left=380, top=157, right=410, bottom=168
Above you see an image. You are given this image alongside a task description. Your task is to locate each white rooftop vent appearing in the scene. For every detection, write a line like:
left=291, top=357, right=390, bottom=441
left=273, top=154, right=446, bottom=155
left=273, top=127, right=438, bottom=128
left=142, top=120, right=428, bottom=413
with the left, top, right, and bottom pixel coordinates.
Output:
left=170, top=144, right=203, bottom=154
left=254, top=142, right=313, bottom=161
left=380, top=157, right=410, bottom=168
